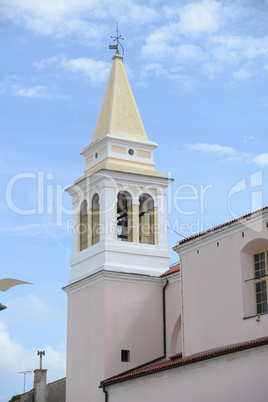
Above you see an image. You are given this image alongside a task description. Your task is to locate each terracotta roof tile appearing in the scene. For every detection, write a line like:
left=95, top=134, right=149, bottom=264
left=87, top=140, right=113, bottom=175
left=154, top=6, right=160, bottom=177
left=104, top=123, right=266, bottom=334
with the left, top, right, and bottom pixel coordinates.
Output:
left=161, top=263, right=180, bottom=277
left=178, top=206, right=268, bottom=246
left=102, top=336, right=268, bottom=386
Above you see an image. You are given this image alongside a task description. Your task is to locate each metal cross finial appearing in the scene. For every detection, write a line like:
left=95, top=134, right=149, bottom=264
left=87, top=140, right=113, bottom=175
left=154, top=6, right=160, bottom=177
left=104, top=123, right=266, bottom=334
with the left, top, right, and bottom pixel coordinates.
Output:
left=37, top=350, right=45, bottom=369
left=109, top=23, right=124, bottom=55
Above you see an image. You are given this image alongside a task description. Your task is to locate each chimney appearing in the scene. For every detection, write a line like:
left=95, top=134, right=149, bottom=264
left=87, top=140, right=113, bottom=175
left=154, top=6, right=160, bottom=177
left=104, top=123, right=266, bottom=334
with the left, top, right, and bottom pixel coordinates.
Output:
left=34, top=350, right=46, bottom=402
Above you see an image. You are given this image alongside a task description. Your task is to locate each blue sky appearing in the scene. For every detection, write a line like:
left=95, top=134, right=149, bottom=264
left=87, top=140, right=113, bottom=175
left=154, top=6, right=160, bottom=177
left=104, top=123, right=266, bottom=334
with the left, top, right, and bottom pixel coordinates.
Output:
left=1, top=0, right=268, bottom=399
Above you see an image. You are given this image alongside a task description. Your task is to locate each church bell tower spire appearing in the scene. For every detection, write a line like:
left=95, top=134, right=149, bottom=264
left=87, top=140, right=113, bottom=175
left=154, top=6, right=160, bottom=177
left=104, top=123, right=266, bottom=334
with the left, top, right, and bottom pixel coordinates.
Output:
left=66, top=52, right=172, bottom=283
left=64, top=44, right=173, bottom=402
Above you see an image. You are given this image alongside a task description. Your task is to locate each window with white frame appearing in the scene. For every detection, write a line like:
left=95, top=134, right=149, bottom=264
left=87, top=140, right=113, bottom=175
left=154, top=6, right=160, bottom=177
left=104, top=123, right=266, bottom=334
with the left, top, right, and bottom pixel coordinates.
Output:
left=254, top=249, right=268, bottom=314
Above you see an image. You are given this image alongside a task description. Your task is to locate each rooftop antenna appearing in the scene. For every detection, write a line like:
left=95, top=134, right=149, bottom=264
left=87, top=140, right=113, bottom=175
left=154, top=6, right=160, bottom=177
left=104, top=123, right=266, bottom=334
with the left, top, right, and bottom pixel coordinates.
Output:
left=18, top=371, right=32, bottom=393
left=37, top=350, right=45, bottom=369
left=109, top=23, right=124, bottom=56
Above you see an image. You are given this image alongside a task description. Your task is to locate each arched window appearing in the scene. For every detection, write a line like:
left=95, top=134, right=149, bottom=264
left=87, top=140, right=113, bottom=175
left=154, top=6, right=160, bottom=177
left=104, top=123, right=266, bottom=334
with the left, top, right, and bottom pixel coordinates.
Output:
left=117, top=192, right=132, bottom=242
left=79, top=200, right=88, bottom=251
left=92, top=194, right=100, bottom=245
left=139, top=194, right=155, bottom=244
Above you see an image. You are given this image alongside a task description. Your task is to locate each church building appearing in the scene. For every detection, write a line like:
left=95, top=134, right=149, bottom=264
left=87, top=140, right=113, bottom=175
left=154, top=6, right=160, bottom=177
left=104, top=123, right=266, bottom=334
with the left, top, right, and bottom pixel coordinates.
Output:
left=63, top=50, right=268, bottom=402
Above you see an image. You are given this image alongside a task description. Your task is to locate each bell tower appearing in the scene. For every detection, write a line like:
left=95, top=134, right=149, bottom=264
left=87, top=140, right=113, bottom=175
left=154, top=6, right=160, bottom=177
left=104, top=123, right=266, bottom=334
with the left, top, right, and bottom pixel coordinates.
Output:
left=64, top=52, right=172, bottom=402
left=66, top=53, right=171, bottom=283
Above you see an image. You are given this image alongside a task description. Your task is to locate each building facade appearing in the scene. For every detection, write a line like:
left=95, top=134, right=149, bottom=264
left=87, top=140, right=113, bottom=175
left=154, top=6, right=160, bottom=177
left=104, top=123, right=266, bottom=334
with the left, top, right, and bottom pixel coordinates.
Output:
left=64, top=52, right=268, bottom=402
left=101, top=208, right=268, bottom=402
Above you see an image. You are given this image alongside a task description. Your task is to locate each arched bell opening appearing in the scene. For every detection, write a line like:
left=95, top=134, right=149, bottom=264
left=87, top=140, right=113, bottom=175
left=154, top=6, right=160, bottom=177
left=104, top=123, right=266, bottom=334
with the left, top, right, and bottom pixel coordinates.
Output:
left=92, top=193, right=100, bottom=245
left=79, top=200, right=88, bottom=251
left=139, top=194, right=156, bottom=245
left=117, top=191, right=132, bottom=242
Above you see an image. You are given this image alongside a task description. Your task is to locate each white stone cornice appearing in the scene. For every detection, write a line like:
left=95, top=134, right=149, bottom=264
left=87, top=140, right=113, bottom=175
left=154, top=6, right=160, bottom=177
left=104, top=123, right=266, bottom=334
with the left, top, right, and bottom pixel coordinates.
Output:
left=98, top=169, right=172, bottom=187
left=82, top=133, right=159, bottom=154
left=66, top=168, right=173, bottom=197
left=72, top=195, right=78, bottom=206
left=68, top=237, right=170, bottom=282
left=63, top=269, right=164, bottom=294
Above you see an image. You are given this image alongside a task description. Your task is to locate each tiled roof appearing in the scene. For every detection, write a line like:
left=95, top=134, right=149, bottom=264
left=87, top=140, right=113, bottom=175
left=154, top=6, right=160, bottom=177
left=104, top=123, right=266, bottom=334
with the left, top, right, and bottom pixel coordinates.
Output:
left=178, top=206, right=268, bottom=246
left=47, top=377, right=66, bottom=385
left=102, top=336, right=268, bottom=387
left=161, top=263, right=180, bottom=277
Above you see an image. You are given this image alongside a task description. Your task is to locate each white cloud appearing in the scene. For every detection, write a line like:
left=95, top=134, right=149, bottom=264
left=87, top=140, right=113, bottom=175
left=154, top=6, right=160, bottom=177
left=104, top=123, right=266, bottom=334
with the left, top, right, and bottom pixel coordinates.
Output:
left=8, top=295, right=52, bottom=322
left=13, top=85, right=53, bottom=98
left=186, top=143, right=236, bottom=156
left=142, top=63, right=169, bottom=77
left=253, top=153, right=268, bottom=165
left=0, top=0, right=89, bottom=21
left=0, top=55, right=109, bottom=97
left=185, top=143, right=254, bottom=162
left=34, top=55, right=110, bottom=85
left=141, top=25, right=174, bottom=60
left=0, top=295, right=66, bottom=382
left=110, top=1, right=157, bottom=25
left=0, top=77, right=58, bottom=99
left=33, top=55, right=64, bottom=69
left=210, top=35, right=268, bottom=65
left=0, top=321, right=33, bottom=376
left=186, top=143, right=268, bottom=165
left=141, top=2, right=268, bottom=84
left=0, top=0, right=100, bottom=37
left=175, top=44, right=205, bottom=63
left=178, top=0, right=222, bottom=35
left=143, top=29, right=268, bottom=69
left=141, top=0, right=227, bottom=62
left=7, top=295, right=67, bottom=327
left=242, top=135, right=260, bottom=144
left=0, top=222, right=70, bottom=240
left=0, top=321, right=66, bottom=378
left=0, top=0, right=157, bottom=39
left=233, top=69, right=252, bottom=81
left=60, top=57, right=110, bottom=84
left=2, top=1, right=268, bottom=88
left=141, top=63, right=198, bottom=90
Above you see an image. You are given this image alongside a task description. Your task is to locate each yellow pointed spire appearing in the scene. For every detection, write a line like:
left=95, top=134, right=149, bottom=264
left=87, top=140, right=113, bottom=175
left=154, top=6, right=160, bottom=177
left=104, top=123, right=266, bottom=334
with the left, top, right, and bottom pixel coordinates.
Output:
left=90, top=54, right=148, bottom=144
left=75, top=53, right=164, bottom=182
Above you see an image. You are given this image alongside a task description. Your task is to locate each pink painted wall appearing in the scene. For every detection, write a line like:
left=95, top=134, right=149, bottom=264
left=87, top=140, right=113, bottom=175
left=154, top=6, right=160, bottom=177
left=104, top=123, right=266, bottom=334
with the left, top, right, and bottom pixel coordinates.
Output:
left=66, top=272, right=182, bottom=401
left=66, top=280, right=105, bottom=402
left=107, top=345, right=268, bottom=402
left=165, top=277, right=182, bottom=357
left=179, top=219, right=268, bottom=357
left=103, top=278, right=164, bottom=378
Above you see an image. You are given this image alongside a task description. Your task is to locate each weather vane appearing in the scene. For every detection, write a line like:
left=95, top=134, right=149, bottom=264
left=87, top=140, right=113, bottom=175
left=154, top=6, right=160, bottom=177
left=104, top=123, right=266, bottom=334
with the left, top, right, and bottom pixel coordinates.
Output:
left=109, top=23, right=124, bottom=56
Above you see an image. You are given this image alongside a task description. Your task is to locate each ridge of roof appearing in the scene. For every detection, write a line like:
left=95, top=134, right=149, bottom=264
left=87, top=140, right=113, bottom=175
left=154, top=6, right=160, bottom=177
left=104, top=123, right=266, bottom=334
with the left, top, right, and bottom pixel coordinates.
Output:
left=47, top=377, right=66, bottom=385
left=177, top=206, right=268, bottom=246
left=101, top=336, right=268, bottom=387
